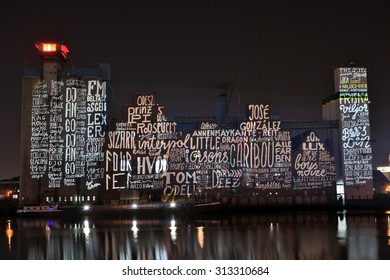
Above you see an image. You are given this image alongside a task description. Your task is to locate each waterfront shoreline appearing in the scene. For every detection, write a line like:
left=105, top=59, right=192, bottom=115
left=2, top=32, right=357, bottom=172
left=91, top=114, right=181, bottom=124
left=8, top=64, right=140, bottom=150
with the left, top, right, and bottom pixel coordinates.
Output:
left=2, top=196, right=390, bottom=219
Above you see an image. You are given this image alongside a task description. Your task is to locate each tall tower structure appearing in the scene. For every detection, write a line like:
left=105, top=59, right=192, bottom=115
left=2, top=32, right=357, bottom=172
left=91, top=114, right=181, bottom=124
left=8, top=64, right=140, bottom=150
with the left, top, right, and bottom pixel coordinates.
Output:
left=20, top=42, right=113, bottom=205
left=36, top=42, right=70, bottom=80
left=20, top=42, right=69, bottom=204
left=322, top=67, right=374, bottom=202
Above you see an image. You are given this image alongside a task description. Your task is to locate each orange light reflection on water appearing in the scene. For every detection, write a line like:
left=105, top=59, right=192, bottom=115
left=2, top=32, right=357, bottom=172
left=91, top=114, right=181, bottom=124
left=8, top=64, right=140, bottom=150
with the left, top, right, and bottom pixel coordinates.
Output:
left=5, top=220, right=13, bottom=250
left=386, top=212, right=390, bottom=246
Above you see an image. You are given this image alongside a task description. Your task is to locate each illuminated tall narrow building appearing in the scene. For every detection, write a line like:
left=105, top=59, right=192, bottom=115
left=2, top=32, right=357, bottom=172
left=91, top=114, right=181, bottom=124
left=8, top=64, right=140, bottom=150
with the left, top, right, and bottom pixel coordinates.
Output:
left=322, top=67, right=374, bottom=203
left=20, top=42, right=115, bottom=205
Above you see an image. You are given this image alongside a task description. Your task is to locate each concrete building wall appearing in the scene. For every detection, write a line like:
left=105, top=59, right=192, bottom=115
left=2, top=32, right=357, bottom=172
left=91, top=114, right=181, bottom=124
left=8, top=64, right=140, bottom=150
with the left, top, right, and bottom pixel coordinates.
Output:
left=322, top=67, right=374, bottom=202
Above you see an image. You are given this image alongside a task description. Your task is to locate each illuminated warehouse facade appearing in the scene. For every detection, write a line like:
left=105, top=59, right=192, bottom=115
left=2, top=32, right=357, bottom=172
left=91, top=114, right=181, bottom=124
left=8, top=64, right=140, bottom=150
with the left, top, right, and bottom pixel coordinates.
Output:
left=20, top=42, right=116, bottom=205
left=20, top=42, right=374, bottom=207
left=322, top=67, right=374, bottom=201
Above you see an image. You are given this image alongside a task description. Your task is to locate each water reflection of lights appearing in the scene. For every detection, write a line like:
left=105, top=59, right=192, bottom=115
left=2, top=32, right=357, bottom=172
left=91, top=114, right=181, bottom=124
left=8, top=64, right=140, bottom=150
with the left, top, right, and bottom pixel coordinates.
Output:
left=5, top=220, right=13, bottom=250
left=170, top=219, right=177, bottom=242
left=132, top=220, right=139, bottom=241
left=83, top=220, right=91, bottom=236
left=197, top=226, right=204, bottom=249
left=269, top=222, right=279, bottom=235
left=387, top=214, right=390, bottom=246
left=45, top=220, right=52, bottom=241
left=337, top=211, right=347, bottom=246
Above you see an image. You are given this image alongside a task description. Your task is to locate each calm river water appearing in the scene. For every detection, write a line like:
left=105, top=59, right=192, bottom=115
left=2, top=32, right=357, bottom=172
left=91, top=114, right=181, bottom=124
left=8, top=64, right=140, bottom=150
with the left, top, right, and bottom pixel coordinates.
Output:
left=1, top=210, right=390, bottom=260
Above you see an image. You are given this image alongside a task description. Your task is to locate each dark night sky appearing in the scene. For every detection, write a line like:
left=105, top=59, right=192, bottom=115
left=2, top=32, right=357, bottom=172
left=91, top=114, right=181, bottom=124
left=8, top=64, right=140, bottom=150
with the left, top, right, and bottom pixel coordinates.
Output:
left=1, top=0, right=390, bottom=180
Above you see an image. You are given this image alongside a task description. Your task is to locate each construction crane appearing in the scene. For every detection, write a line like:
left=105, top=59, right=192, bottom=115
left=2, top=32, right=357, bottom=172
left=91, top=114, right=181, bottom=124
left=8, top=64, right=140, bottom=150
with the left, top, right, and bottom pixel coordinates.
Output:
left=209, top=63, right=239, bottom=128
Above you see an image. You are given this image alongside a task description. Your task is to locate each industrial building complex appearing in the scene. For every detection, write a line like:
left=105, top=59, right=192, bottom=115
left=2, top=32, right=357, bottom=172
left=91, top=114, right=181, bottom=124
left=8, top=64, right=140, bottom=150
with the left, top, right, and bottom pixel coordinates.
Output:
left=15, top=41, right=386, bottom=211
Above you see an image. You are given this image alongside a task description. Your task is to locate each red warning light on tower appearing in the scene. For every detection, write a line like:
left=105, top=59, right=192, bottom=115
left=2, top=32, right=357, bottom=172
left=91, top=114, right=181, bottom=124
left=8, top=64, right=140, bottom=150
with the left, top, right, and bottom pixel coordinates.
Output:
left=35, top=41, right=70, bottom=63
left=42, top=43, right=57, bottom=52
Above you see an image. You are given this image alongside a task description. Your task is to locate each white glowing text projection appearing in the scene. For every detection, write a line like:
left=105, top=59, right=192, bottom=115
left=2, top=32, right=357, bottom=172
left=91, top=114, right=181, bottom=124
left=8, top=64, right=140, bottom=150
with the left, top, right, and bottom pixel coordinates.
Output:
left=106, top=94, right=336, bottom=200
left=337, top=68, right=373, bottom=189
left=30, top=79, right=106, bottom=188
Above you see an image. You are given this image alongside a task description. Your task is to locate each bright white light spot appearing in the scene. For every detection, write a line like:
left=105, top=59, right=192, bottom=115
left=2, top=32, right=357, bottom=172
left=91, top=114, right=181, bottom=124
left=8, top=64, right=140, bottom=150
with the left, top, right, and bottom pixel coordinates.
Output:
left=83, top=205, right=90, bottom=211
left=83, top=220, right=90, bottom=236
left=170, top=219, right=177, bottom=242
left=132, top=220, right=139, bottom=240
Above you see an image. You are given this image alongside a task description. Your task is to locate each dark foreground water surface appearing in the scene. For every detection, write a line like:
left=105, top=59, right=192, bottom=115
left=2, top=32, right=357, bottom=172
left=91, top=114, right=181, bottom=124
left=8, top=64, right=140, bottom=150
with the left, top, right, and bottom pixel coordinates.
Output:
left=1, top=210, right=390, bottom=260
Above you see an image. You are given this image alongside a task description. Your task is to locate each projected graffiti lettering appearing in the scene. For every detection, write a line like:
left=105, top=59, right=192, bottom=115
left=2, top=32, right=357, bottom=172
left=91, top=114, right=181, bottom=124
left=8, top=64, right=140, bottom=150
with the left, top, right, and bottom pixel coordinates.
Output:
left=105, top=96, right=326, bottom=201
left=30, top=81, right=49, bottom=179
left=48, top=80, right=64, bottom=188
left=29, top=78, right=107, bottom=189
left=338, top=68, right=373, bottom=187
left=293, top=132, right=336, bottom=191
left=29, top=85, right=337, bottom=201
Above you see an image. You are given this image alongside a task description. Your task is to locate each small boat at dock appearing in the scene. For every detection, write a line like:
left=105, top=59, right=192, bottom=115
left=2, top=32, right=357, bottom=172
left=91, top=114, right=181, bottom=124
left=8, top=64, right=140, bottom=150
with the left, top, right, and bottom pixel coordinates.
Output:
left=16, top=204, right=63, bottom=216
